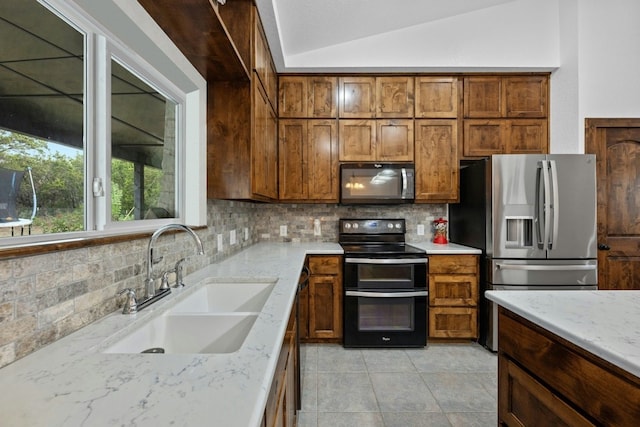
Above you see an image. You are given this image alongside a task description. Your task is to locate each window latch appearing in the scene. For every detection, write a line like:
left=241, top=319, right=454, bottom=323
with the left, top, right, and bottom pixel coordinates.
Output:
left=92, top=177, right=105, bottom=197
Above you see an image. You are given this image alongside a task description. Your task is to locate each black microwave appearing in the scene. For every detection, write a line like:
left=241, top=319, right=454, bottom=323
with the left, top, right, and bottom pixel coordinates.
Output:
left=340, top=163, right=415, bottom=204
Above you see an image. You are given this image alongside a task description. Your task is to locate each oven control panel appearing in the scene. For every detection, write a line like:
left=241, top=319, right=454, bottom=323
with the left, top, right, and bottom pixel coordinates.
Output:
left=340, top=219, right=405, bottom=234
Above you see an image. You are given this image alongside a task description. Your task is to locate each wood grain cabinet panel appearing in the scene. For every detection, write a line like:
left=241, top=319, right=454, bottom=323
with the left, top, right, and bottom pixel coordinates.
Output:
left=300, top=255, right=343, bottom=342
left=339, top=119, right=376, bottom=161
left=505, top=75, right=548, bottom=118
left=414, top=119, right=458, bottom=203
left=308, top=76, right=338, bottom=118
left=415, top=76, right=459, bottom=118
left=278, top=76, right=307, bottom=117
left=376, top=119, right=414, bottom=161
left=339, top=77, right=376, bottom=118
left=279, top=119, right=338, bottom=201
left=428, top=255, right=479, bottom=340
left=376, top=76, right=414, bottom=118
left=507, top=119, right=548, bottom=153
left=498, top=309, right=640, bottom=426
left=464, top=76, right=504, bottom=118
left=464, top=120, right=505, bottom=156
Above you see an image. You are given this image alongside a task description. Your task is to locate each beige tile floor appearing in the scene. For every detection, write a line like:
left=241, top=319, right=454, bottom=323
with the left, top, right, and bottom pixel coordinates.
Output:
left=297, top=342, right=498, bottom=427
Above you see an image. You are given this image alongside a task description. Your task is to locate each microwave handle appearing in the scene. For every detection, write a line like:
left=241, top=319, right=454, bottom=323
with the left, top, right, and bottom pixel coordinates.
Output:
left=401, top=168, right=408, bottom=197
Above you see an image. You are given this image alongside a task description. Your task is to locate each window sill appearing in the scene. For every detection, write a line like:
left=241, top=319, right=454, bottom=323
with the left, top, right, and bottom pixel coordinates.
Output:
left=0, top=226, right=208, bottom=260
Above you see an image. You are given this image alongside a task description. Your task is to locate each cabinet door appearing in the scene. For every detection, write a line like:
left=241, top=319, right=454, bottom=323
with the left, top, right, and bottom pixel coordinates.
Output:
left=376, top=119, right=414, bottom=161
left=308, top=77, right=338, bottom=118
left=414, top=119, right=458, bottom=203
left=505, top=76, right=548, bottom=118
left=279, top=76, right=307, bottom=118
left=428, top=274, right=478, bottom=307
left=339, top=120, right=376, bottom=161
left=463, top=120, right=506, bottom=157
left=464, top=76, right=504, bottom=118
left=309, top=274, right=342, bottom=339
left=252, top=81, right=270, bottom=198
left=307, top=120, right=338, bottom=201
left=429, top=307, right=478, bottom=339
left=376, top=76, right=414, bottom=118
left=507, top=119, right=548, bottom=154
left=339, top=76, right=376, bottom=118
left=415, top=76, right=459, bottom=118
left=279, top=119, right=307, bottom=200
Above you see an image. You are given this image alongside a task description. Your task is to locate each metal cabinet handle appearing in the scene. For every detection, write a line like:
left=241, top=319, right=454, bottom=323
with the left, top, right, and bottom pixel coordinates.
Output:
left=345, top=290, right=428, bottom=298
left=598, top=243, right=611, bottom=251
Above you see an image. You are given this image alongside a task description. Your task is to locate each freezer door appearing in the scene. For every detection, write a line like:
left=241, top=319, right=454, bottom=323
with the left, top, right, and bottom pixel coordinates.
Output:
left=491, top=259, right=597, bottom=286
left=545, top=154, right=597, bottom=259
left=492, top=155, right=546, bottom=259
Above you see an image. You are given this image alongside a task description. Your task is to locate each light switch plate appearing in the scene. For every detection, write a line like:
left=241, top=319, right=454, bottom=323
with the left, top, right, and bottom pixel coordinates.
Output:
left=217, top=234, right=223, bottom=251
left=230, top=229, right=236, bottom=245
left=244, top=227, right=249, bottom=240
left=280, top=225, right=287, bottom=237
left=417, top=224, right=425, bottom=236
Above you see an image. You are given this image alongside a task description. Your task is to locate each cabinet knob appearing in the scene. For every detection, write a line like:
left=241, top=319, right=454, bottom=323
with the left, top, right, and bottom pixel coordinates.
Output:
left=598, top=243, right=610, bottom=251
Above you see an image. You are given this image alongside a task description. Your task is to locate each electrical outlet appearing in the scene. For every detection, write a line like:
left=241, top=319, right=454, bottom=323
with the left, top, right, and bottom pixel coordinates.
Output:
left=230, top=229, right=236, bottom=245
left=417, top=224, right=425, bottom=236
left=244, top=227, right=249, bottom=240
left=217, top=234, right=223, bottom=251
left=280, top=225, right=287, bottom=237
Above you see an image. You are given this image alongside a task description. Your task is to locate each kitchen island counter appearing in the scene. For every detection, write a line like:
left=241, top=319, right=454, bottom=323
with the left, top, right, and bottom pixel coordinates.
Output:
left=0, top=243, right=341, bottom=427
left=485, top=290, right=640, bottom=378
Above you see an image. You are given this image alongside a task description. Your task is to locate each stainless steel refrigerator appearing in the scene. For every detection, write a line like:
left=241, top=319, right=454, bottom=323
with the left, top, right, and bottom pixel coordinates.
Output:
left=449, top=154, right=598, bottom=351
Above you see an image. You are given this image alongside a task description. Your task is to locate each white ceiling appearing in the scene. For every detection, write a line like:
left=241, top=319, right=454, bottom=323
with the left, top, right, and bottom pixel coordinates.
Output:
left=255, top=0, right=518, bottom=72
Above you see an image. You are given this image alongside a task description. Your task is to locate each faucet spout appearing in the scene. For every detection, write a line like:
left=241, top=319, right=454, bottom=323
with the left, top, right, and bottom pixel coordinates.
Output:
left=145, top=224, right=204, bottom=299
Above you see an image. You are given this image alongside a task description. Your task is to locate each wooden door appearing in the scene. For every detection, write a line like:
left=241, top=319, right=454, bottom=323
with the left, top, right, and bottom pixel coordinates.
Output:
left=586, top=119, right=640, bottom=289
left=505, top=76, right=548, bottom=118
left=339, top=76, right=376, bottom=118
left=339, top=119, right=376, bottom=161
left=463, top=120, right=505, bottom=156
left=308, top=77, right=338, bottom=118
left=376, top=76, right=414, bottom=118
left=415, top=76, right=459, bottom=118
left=307, top=120, right=338, bottom=201
left=308, top=274, right=342, bottom=339
left=414, top=119, right=458, bottom=203
left=278, top=119, right=307, bottom=200
left=279, top=76, right=307, bottom=117
left=376, top=119, right=414, bottom=161
left=463, top=76, right=504, bottom=118
left=507, top=119, right=548, bottom=154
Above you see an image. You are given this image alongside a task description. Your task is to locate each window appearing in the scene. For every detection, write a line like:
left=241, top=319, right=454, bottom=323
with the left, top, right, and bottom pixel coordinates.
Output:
left=0, top=0, right=205, bottom=244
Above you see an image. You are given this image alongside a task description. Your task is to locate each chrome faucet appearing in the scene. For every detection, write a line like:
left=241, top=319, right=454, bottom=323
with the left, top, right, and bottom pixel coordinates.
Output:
left=144, top=224, right=205, bottom=299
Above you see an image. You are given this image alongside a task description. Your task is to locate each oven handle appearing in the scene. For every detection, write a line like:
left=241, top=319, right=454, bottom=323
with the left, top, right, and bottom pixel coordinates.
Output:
left=345, top=258, right=428, bottom=265
left=345, top=290, right=428, bottom=298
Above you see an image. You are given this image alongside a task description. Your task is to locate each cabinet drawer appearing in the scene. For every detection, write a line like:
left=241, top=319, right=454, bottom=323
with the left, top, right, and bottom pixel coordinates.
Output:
left=308, top=256, right=341, bottom=275
left=499, top=356, right=594, bottom=426
left=429, top=274, right=478, bottom=306
left=429, top=307, right=477, bottom=339
left=429, top=255, right=478, bottom=274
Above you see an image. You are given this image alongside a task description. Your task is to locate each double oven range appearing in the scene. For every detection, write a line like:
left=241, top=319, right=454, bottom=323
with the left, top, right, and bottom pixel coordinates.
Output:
left=340, top=219, right=428, bottom=348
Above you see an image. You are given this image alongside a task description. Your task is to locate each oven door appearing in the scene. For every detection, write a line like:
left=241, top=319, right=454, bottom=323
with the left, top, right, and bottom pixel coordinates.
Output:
left=343, top=289, right=427, bottom=347
left=344, top=257, right=428, bottom=289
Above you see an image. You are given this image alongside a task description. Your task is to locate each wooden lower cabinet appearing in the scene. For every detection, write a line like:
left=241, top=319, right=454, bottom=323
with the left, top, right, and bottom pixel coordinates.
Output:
left=263, top=296, right=298, bottom=427
left=498, top=308, right=640, bottom=427
left=428, top=255, right=479, bottom=339
left=299, top=255, right=343, bottom=343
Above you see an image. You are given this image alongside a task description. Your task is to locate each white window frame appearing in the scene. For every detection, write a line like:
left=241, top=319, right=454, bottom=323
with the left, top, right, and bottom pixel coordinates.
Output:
left=0, top=0, right=206, bottom=247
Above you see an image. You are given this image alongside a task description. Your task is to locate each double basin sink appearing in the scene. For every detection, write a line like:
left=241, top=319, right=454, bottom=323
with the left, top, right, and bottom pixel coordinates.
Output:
left=103, top=280, right=276, bottom=355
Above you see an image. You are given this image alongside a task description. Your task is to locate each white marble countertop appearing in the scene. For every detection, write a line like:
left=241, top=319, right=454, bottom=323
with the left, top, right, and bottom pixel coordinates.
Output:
left=412, top=241, right=482, bottom=255
left=0, top=242, right=341, bottom=427
left=486, top=290, right=640, bottom=379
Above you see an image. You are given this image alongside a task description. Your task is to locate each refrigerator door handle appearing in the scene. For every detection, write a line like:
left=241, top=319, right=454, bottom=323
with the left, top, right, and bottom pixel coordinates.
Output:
left=541, top=160, right=552, bottom=251
left=495, top=263, right=597, bottom=271
left=549, top=160, right=560, bottom=250
left=535, top=162, right=544, bottom=249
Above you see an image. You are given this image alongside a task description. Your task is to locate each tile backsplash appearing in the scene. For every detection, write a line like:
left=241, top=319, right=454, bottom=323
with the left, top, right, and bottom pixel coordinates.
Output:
left=0, top=200, right=445, bottom=368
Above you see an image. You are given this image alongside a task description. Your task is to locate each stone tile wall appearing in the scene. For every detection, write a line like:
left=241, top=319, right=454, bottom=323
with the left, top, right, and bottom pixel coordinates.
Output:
left=0, top=200, right=445, bottom=368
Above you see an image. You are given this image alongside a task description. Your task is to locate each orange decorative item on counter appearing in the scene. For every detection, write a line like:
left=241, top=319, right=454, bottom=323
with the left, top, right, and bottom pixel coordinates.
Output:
left=433, top=217, right=448, bottom=244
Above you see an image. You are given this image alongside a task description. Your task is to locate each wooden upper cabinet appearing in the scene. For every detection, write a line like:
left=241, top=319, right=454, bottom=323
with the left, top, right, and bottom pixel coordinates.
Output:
left=339, top=120, right=376, bottom=161
left=376, top=76, right=414, bottom=118
left=376, top=119, right=414, bottom=161
left=464, top=119, right=548, bottom=156
left=279, top=76, right=307, bottom=117
left=279, top=119, right=338, bottom=201
left=254, top=18, right=277, bottom=107
left=339, top=77, right=376, bottom=118
left=252, top=80, right=278, bottom=199
left=464, top=120, right=506, bottom=157
left=507, top=119, right=548, bottom=153
left=308, top=77, right=338, bottom=118
left=415, top=77, right=459, bottom=118
left=415, top=119, right=458, bottom=203
left=505, top=76, right=548, bottom=118
left=464, top=76, right=504, bottom=118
